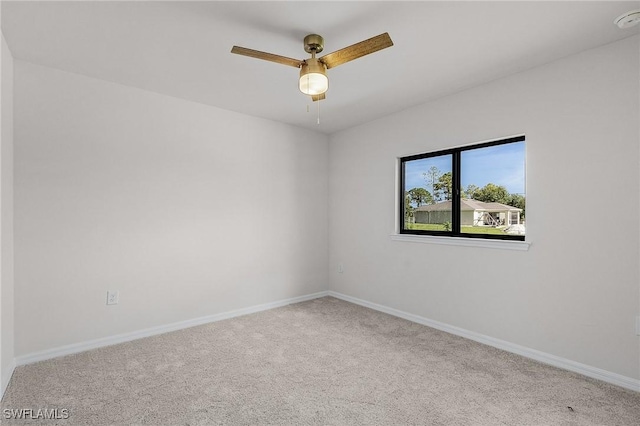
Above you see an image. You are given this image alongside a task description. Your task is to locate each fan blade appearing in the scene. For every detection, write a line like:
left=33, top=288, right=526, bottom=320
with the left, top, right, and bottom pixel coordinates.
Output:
left=231, top=46, right=302, bottom=68
left=319, top=32, right=393, bottom=69
left=311, top=93, right=326, bottom=102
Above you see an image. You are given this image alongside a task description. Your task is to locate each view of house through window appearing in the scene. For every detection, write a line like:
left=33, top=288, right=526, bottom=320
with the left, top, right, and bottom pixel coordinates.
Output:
left=401, top=136, right=525, bottom=240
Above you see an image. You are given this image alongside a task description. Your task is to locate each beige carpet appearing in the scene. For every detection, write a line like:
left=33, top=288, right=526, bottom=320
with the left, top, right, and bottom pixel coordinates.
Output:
left=2, top=297, right=639, bottom=425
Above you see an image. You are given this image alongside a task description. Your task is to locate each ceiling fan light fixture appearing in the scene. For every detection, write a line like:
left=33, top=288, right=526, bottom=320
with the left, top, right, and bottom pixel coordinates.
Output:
left=299, top=58, right=328, bottom=95
left=232, top=32, right=393, bottom=101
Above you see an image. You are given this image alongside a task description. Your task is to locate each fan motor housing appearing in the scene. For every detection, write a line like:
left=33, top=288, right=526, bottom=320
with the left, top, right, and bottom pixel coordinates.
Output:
left=304, top=34, right=324, bottom=54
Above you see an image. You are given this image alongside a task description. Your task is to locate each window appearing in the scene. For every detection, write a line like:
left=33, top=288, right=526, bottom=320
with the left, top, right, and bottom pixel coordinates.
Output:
left=400, top=136, right=525, bottom=241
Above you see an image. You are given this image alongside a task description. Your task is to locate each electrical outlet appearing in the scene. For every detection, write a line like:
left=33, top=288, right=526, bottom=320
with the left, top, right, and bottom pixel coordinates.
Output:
left=338, top=263, right=344, bottom=274
left=636, top=316, right=640, bottom=336
left=106, top=291, right=119, bottom=305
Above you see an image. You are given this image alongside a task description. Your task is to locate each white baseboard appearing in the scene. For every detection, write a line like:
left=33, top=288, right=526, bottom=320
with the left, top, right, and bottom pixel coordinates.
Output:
left=1, top=359, right=16, bottom=400
left=15, top=291, right=329, bottom=367
left=11, top=289, right=639, bottom=393
left=328, top=291, right=640, bottom=392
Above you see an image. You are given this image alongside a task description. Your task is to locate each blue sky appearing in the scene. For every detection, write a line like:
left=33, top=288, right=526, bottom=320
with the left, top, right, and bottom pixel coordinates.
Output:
left=404, top=141, right=525, bottom=195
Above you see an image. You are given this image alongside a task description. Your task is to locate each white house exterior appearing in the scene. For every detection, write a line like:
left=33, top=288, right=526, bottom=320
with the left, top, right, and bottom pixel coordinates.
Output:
left=414, top=199, right=522, bottom=226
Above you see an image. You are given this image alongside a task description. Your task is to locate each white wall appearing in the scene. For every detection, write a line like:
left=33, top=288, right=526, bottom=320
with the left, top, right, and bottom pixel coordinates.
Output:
left=7, top=26, right=639, bottom=388
left=329, top=36, right=640, bottom=380
left=14, top=61, right=329, bottom=356
left=0, top=22, right=15, bottom=394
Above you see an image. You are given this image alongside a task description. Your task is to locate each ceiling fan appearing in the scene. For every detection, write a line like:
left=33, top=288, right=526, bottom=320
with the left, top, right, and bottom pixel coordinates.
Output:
left=231, top=32, right=393, bottom=101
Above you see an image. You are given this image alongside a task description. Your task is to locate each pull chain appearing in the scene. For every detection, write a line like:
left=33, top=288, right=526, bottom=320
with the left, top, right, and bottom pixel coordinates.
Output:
left=317, top=97, right=320, bottom=125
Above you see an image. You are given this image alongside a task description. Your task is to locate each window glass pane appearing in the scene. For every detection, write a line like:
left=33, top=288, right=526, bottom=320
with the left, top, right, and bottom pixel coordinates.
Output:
left=403, top=154, right=453, bottom=232
left=460, top=141, right=525, bottom=236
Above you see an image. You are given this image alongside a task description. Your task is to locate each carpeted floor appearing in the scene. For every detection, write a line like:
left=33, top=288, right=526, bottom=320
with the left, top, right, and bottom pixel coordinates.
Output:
left=2, top=296, right=639, bottom=425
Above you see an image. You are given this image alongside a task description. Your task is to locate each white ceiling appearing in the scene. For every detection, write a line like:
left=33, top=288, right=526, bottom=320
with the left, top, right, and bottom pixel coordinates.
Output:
left=2, top=1, right=638, bottom=134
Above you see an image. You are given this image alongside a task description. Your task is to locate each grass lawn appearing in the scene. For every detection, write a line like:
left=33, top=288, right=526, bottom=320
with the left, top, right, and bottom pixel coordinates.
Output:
left=405, top=223, right=507, bottom=235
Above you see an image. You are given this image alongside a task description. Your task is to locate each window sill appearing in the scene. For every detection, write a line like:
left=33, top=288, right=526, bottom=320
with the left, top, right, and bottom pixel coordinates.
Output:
left=390, top=234, right=531, bottom=251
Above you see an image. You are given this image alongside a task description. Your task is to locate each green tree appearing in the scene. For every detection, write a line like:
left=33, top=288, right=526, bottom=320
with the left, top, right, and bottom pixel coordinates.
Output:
left=433, top=172, right=453, bottom=201
left=407, top=187, right=433, bottom=206
left=472, top=183, right=510, bottom=204
left=422, top=166, right=441, bottom=203
left=507, top=193, right=526, bottom=218
left=404, top=192, right=414, bottom=223
left=463, top=184, right=480, bottom=199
